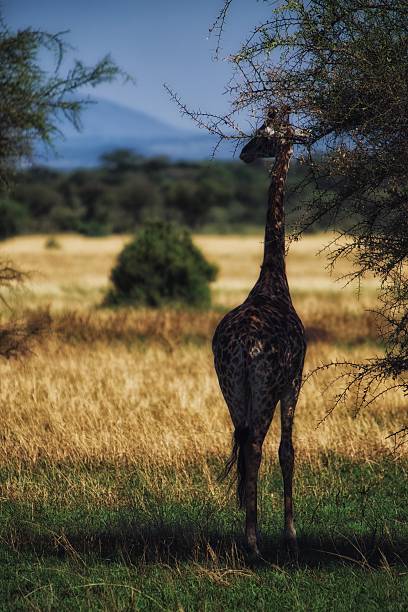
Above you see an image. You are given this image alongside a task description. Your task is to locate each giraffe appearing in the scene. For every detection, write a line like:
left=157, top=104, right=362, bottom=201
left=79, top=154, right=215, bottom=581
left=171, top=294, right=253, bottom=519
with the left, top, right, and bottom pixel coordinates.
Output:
left=212, top=107, right=307, bottom=556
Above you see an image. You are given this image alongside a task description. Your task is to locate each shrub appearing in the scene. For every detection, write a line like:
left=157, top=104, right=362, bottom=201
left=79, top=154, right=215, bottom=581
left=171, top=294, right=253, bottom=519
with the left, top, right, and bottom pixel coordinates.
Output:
left=106, top=221, right=218, bottom=307
left=44, top=236, right=61, bottom=250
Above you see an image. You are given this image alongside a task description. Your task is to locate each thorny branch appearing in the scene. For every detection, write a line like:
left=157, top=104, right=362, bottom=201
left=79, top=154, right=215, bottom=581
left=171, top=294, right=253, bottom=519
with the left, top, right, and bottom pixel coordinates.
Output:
left=170, top=1, right=408, bottom=441
left=0, top=263, right=49, bottom=358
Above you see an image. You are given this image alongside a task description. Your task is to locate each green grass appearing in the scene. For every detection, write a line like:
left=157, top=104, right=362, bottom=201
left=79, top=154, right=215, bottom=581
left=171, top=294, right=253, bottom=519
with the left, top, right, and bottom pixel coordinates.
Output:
left=0, top=457, right=407, bottom=610
left=2, top=553, right=407, bottom=611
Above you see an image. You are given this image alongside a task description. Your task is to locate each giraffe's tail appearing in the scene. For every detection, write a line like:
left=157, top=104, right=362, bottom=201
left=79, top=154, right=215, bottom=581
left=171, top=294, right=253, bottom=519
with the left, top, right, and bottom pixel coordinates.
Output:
left=219, top=425, right=250, bottom=509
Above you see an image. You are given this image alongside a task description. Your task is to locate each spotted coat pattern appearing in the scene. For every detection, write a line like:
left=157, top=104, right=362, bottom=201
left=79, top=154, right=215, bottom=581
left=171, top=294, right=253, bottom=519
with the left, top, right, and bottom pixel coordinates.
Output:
left=212, top=115, right=306, bottom=555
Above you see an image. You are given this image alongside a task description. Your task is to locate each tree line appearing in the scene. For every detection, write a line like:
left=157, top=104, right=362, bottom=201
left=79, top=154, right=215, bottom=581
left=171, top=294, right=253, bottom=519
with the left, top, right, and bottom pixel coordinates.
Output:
left=0, top=148, right=326, bottom=239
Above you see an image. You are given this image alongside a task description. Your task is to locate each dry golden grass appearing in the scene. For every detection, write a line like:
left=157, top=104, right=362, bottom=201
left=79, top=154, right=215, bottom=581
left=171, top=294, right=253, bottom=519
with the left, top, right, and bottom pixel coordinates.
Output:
left=1, top=334, right=405, bottom=472
left=0, top=232, right=405, bottom=480
left=0, top=232, right=377, bottom=311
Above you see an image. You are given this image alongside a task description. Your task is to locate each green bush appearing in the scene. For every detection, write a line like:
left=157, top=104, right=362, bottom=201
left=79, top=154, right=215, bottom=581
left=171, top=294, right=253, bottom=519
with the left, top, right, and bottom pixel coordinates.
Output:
left=106, top=221, right=218, bottom=307
left=44, top=235, right=61, bottom=250
left=0, top=199, right=28, bottom=239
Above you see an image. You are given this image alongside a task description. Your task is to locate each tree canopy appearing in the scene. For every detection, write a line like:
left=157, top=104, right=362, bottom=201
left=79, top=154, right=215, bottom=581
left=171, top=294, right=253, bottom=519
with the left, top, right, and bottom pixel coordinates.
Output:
left=0, top=12, right=124, bottom=357
left=179, top=0, right=408, bottom=416
left=5, top=153, right=323, bottom=236
left=0, top=13, right=124, bottom=184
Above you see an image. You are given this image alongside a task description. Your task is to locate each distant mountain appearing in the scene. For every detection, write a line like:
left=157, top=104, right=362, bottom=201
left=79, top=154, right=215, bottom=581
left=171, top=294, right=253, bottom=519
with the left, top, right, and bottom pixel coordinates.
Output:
left=39, top=98, right=227, bottom=168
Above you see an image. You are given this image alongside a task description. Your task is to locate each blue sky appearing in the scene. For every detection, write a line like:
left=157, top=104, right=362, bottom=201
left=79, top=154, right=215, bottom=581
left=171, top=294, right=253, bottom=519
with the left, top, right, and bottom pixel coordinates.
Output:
left=4, top=0, right=271, bottom=129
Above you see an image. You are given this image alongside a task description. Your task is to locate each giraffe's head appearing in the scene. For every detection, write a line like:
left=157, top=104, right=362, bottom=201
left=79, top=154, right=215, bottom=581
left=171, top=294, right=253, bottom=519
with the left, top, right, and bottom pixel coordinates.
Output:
left=240, top=107, right=308, bottom=164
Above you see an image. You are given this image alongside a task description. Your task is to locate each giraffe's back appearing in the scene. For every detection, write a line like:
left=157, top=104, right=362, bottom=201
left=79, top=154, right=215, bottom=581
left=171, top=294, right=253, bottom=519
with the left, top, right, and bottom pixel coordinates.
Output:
left=212, top=295, right=306, bottom=423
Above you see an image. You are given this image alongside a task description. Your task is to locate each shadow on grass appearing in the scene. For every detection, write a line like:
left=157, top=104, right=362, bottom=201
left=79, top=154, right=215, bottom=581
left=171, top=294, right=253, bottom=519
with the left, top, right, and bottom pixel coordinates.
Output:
left=49, top=309, right=381, bottom=349
left=4, top=516, right=408, bottom=569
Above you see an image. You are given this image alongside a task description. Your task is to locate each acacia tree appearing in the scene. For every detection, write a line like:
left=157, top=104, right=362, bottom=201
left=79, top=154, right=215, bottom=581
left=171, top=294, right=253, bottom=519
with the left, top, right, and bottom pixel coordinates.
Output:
left=171, top=0, right=408, bottom=436
left=0, top=13, right=125, bottom=355
left=0, top=15, right=125, bottom=185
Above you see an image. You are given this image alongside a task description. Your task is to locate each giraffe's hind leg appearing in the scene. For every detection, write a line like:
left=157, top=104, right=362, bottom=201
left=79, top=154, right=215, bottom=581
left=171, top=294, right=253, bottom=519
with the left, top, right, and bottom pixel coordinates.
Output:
left=243, top=395, right=278, bottom=556
left=279, top=384, right=300, bottom=552
left=242, top=434, right=262, bottom=555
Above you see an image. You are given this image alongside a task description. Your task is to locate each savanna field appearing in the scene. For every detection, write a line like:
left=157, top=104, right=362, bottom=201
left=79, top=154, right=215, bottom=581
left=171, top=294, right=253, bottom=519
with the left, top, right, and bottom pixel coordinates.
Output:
left=0, top=233, right=407, bottom=610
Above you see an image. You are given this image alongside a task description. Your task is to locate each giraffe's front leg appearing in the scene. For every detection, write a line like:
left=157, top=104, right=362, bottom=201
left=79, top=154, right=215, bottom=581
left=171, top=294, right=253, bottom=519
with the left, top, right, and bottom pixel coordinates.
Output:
left=244, top=438, right=262, bottom=556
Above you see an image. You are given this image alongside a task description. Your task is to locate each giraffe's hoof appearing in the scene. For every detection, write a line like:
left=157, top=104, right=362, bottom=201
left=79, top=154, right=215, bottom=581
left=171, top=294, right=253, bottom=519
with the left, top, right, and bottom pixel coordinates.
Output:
left=249, top=544, right=261, bottom=556
left=284, top=528, right=298, bottom=554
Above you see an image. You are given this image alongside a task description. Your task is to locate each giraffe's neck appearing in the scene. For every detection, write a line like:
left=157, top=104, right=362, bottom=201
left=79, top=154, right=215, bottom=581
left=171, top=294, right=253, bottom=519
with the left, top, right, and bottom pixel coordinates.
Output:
left=250, top=141, right=293, bottom=300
